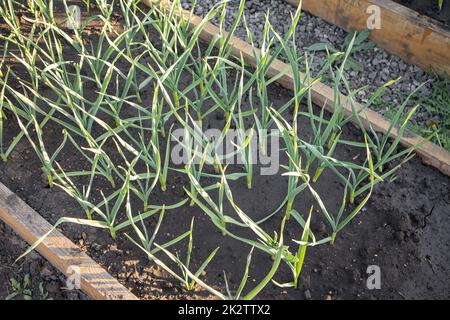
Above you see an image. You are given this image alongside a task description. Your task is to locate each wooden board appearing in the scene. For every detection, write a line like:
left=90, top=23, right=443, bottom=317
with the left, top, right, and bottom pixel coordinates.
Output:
left=143, top=0, right=450, bottom=176
left=286, top=0, right=450, bottom=76
left=0, top=182, right=138, bottom=300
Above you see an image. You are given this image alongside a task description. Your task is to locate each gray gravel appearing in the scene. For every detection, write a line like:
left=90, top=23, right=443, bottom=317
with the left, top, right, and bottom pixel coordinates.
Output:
left=180, top=0, right=439, bottom=128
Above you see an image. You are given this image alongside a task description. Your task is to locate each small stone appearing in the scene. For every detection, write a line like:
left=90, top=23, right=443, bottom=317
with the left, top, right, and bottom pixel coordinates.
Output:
left=91, top=243, right=102, bottom=251
left=412, top=232, right=420, bottom=243
left=30, top=261, right=40, bottom=275
left=395, top=231, right=405, bottom=241
left=41, top=266, right=53, bottom=277
left=28, top=251, right=40, bottom=260
left=45, top=281, right=60, bottom=294
left=312, top=220, right=326, bottom=233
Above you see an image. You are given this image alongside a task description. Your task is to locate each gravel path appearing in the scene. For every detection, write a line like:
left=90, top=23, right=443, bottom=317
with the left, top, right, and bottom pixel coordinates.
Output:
left=180, top=0, right=447, bottom=137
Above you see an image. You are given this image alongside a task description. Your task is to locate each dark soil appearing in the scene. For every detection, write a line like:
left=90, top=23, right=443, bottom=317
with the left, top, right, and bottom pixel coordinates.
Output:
left=393, top=0, right=450, bottom=26
left=0, top=3, right=449, bottom=301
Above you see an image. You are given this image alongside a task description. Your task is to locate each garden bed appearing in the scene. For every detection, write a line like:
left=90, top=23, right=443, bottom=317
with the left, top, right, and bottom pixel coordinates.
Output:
left=1, top=94, right=449, bottom=300
left=0, top=0, right=449, bottom=300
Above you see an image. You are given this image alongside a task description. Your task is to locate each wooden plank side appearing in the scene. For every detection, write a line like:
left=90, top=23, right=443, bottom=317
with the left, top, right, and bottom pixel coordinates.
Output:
left=0, top=182, right=138, bottom=300
left=143, top=0, right=450, bottom=176
left=286, top=0, right=450, bottom=75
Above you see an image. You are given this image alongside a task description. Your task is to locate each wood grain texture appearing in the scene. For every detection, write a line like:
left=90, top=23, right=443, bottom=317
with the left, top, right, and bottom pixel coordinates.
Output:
left=285, top=0, right=450, bottom=75
left=0, top=182, right=138, bottom=300
left=143, top=0, right=450, bottom=176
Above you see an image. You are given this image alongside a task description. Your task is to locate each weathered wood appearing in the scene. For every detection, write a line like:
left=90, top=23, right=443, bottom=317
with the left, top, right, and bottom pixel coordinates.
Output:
left=286, top=0, right=450, bottom=76
left=143, top=0, right=450, bottom=176
left=0, top=182, right=138, bottom=300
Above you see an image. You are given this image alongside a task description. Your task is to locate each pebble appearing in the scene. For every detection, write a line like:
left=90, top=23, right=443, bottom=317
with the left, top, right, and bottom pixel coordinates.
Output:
left=30, top=261, right=40, bottom=275
left=45, top=281, right=60, bottom=294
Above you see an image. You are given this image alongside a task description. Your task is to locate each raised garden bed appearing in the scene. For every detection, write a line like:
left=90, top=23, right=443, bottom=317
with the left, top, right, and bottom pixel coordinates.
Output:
left=0, top=0, right=449, bottom=300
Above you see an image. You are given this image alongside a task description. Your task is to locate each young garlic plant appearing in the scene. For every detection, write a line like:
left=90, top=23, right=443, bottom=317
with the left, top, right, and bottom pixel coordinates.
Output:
left=171, top=114, right=210, bottom=206
left=300, top=135, right=377, bottom=244
left=187, top=162, right=290, bottom=299
left=176, top=218, right=220, bottom=292
left=316, top=75, right=424, bottom=203
left=273, top=206, right=313, bottom=289
left=233, top=104, right=254, bottom=189
left=0, top=66, right=8, bottom=161
left=268, top=106, right=302, bottom=220
left=18, top=151, right=187, bottom=264
left=2, top=81, right=64, bottom=187
left=125, top=193, right=222, bottom=297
